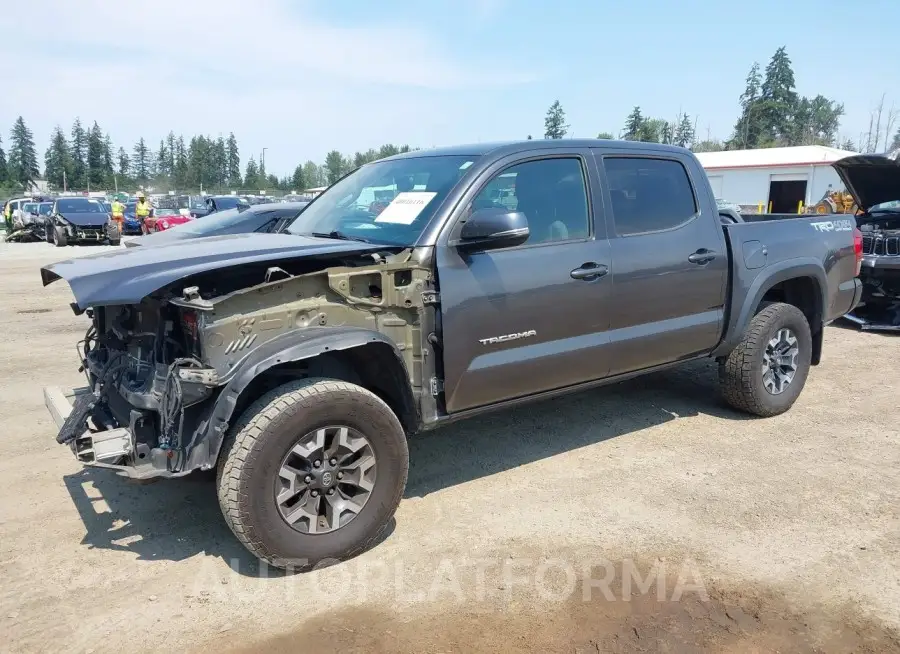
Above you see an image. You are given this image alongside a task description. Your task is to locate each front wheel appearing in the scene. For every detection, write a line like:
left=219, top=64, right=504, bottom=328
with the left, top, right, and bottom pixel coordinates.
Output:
left=52, top=225, right=68, bottom=247
left=719, top=302, right=812, bottom=417
left=216, top=378, right=409, bottom=570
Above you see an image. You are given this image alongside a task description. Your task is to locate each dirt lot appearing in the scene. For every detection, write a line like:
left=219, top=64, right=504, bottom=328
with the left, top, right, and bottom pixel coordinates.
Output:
left=1, top=240, right=898, bottom=653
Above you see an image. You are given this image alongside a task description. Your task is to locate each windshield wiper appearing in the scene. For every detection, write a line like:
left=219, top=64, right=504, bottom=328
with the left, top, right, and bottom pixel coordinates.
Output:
left=309, top=230, right=370, bottom=243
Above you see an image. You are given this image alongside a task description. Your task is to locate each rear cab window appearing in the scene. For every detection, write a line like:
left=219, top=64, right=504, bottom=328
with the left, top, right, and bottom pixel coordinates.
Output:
left=602, top=157, right=698, bottom=236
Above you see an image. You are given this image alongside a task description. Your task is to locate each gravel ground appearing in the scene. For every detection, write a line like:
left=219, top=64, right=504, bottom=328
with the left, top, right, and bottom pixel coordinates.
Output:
left=1, top=240, right=898, bottom=653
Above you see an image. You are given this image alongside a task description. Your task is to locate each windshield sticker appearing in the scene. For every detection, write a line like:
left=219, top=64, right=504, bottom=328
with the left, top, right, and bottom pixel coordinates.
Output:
left=374, top=192, right=438, bottom=225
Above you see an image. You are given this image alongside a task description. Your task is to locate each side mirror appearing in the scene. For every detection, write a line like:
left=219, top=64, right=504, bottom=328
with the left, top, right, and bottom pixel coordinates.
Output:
left=457, top=208, right=529, bottom=251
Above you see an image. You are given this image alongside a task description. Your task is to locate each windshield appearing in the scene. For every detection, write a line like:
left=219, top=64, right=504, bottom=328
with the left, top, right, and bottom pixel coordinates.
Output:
left=285, top=155, right=478, bottom=245
left=38, top=203, right=53, bottom=216
left=23, top=203, right=37, bottom=213
left=57, top=198, right=107, bottom=213
left=871, top=200, right=900, bottom=211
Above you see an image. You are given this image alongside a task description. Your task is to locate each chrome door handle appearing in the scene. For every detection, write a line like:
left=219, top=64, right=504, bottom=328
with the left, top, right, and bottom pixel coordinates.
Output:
left=570, top=263, right=608, bottom=280
left=688, top=249, right=717, bottom=265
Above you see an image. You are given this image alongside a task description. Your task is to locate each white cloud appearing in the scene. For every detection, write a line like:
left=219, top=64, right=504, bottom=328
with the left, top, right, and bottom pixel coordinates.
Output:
left=0, top=0, right=538, bottom=172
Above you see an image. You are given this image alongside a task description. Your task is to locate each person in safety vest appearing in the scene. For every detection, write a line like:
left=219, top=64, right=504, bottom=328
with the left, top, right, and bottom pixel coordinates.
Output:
left=2, top=201, right=11, bottom=235
left=110, top=198, right=125, bottom=229
left=135, top=193, right=153, bottom=234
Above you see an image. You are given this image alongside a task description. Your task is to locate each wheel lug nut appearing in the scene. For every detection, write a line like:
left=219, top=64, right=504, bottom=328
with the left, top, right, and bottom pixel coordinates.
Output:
left=311, top=490, right=319, bottom=497
left=337, top=472, right=343, bottom=479
left=329, top=458, right=337, bottom=466
left=313, top=460, right=321, bottom=468
left=327, top=488, right=334, bottom=495
left=304, top=475, right=312, bottom=483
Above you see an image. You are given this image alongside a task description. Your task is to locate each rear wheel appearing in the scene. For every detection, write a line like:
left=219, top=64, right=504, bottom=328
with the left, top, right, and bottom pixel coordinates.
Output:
left=216, top=378, right=408, bottom=570
left=719, top=302, right=812, bottom=417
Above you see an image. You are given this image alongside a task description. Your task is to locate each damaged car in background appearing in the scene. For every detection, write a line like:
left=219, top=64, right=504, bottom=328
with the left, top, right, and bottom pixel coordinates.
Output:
left=40, top=140, right=862, bottom=570
left=835, top=151, right=900, bottom=332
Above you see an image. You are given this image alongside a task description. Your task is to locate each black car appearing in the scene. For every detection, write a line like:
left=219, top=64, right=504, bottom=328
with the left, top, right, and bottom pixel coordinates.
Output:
left=45, top=196, right=119, bottom=246
left=205, top=195, right=251, bottom=215
left=125, top=202, right=309, bottom=247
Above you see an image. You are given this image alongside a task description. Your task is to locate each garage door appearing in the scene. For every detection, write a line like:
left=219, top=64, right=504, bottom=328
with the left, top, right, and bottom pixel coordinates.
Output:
left=707, top=175, right=724, bottom=198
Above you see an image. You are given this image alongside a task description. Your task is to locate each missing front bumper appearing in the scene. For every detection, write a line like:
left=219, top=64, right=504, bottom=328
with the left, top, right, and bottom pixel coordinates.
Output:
left=43, top=385, right=188, bottom=479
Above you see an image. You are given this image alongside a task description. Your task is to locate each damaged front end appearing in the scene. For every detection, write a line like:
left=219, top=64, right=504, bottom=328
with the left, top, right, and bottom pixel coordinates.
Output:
left=43, top=239, right=432, bottom=479
left=846, top=215, right=900, bottom=332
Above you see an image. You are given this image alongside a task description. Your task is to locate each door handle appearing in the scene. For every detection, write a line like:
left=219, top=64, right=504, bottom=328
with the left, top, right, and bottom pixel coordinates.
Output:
left=688, top=249, right=717, bottom=265
left=570, top=262, right=609, bottom=280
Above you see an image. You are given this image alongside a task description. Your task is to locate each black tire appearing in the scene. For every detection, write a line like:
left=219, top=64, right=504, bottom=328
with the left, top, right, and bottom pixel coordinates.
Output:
left=52, top=226, right=68, bottom=247
left=719, top=302, right=812, bottom=417
left=107, top=222, right=121, bottom=246
left=216, top=378, right=408, bottom=570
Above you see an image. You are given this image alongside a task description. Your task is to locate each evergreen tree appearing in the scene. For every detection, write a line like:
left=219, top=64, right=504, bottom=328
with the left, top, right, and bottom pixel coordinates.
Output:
left=174, top=136, right=188, bottom=188
left=891, top=127, right=900, bottom=151
left=544, top=100, right=568, bottom=139
left=166, top=132, right=177, bottom=175
left=623, top=107, right=644, bottom=140
left=324, top=151, right=344, bottom=184
left=9, top=117, right=40, bottom=188
left=117, top=147, right=130, bottom=177
left=302, top=161, right=320, bottom=188
left=87, top=122, right=106, bottom=188
left=0, top=136, right=8, bottom=185
left=244, top=157, right=260, bottom=189
left=102, top=134, right=114, bottom=181
left=70, top=118, right=87, bottom=188
left=131, top=137, right=150, bottom=183
left=596, top=131, right=614, bottom=140
left=156, top=139, right=169, bottom=180
left=674, top=113, right=695, bottom=148
left=291, top=164, right=306, bottom=191
left=640, top=118, right=668, bottom=143
left=44, top=126, right=73, bottom=190
left=730, top=62, right=764, bottom=149
left=759, top=46, right=798, bottom=144
left=841, top=139, right=856, bottom=152
left=226, top=132, right=241, bottom=186
left=213, top=137, right=227, bottom=187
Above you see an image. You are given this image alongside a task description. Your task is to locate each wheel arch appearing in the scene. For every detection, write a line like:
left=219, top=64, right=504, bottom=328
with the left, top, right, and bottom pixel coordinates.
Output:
left=187, top=327, right=417, bottom=471
left=714, top=260, right=827, bottom=364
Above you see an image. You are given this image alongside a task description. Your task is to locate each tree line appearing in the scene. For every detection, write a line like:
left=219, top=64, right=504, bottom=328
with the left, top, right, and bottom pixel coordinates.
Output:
left=0, top=116, right=417, bottom=197
left=542, top=46, right=899, bottom=155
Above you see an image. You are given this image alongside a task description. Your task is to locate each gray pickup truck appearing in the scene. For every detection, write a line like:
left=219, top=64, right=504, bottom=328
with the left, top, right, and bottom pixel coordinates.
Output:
left=41, top=139, right=863, bottom=569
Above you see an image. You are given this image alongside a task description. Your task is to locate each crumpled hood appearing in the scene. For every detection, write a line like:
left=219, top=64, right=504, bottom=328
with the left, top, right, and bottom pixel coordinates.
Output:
left=41, top=232, right=391, bottom=310
left=58, top=212, right=110, bottom=227
left=832, top=154, right=900, bottom=216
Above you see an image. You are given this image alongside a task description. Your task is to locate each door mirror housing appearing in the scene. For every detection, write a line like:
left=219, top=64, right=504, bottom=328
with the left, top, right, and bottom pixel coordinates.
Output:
left=457, top=208, right=529, bottom=251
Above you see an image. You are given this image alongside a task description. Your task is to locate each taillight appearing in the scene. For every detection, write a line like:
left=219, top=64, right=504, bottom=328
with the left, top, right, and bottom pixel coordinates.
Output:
left=853, top=227, right=863, bottom=276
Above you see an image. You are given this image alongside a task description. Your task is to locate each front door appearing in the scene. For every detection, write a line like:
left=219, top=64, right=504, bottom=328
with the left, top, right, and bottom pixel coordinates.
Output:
left=436, top=154, right=614, bottom=413
left=598, top=153, right=728, bottom=375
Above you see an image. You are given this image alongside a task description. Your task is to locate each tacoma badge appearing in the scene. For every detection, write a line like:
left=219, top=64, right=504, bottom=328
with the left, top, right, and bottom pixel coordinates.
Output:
left=478, top=329, right=537, bottom=345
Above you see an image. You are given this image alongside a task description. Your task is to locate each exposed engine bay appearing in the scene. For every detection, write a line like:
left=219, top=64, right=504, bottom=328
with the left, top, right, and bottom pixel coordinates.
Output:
left=59, top=248, right=434, bottom=477
left=846, top=214, right=900, bottom=331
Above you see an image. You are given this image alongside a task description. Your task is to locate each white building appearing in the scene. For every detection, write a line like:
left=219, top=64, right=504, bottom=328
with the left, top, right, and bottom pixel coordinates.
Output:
left=694, top=145, right=858, bottom=213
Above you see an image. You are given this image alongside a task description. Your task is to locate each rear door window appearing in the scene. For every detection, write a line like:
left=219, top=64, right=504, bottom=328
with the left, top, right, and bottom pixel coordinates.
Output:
left=603, top=157, right=698, bottom=236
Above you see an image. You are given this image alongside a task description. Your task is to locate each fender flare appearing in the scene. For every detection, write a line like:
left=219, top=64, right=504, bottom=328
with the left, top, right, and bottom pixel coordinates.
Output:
left=185, top=327, right=414, bottom=470
left=712, top=259, right=827, bottom=360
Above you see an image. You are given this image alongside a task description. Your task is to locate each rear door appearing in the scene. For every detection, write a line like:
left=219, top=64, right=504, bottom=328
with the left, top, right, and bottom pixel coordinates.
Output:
left=595, top=151, right=728, bottom=375
left=436, top=150, right=614, bottom=412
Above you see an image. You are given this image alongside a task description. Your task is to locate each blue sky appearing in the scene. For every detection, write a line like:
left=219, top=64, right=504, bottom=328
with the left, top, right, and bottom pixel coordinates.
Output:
left=1, top=0, right=897, bottom=175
